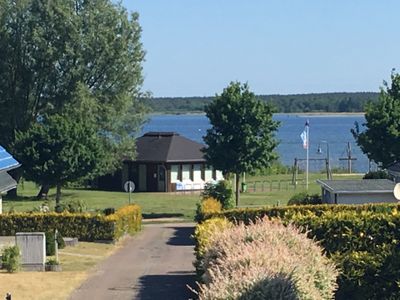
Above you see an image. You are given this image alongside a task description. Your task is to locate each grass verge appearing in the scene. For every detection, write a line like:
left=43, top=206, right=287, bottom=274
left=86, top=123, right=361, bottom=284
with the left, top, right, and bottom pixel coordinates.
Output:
left=3, top=173, right=363, bottom=220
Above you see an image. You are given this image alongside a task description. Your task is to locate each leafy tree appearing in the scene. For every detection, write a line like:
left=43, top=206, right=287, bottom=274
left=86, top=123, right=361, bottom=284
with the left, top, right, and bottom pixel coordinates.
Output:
left=352, top=71, right=400, bottom=168
left=203, top=82, right=280, bottom=206
left=13, top=103, right=104, bottom=205
left=0, top=0, right=146, bottom=194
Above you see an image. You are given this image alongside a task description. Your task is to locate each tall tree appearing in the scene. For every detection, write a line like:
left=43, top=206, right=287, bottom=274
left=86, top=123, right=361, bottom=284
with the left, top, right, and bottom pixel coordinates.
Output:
left=0, top=0, right=146, bottom=192
left=13, top=99, right=104, bottom=206
left=203, top=82, right=280, bottom=206
left=352, top=71, right=400, bottom=168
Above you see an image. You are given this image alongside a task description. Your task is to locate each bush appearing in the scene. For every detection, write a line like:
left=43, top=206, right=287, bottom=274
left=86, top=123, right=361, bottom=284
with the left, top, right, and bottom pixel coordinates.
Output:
left=202, top=203, right=400, bottom=299
left=45, top=231, right=66, bottom=256
left=201, top=202, right=400, bottom=223
left=193, top=217, right=232, bottom=276
left=363, top=170, right=392, bottom=179
left=103, top=207, right=116, bottom=216
left=287, top=192, right=322, bottom=205
left=1, top=245, right=20, bottom=273
left=55, top=199, right=87, bottom=213
left=196, top=218, right=338, bottom=299
left=0, top=204, right=142, bottom=241
left=46, top=258, right=59, bottom=265
left=195, top=198, right=222, bottom=222
left=202, top=180, right=234, bottom=209
left=255, top=160, right=291, bottom=175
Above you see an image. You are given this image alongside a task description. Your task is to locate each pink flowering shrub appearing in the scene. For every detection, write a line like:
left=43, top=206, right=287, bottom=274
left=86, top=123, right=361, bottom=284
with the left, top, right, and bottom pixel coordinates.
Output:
left=196, top=218, right=338, bottom=300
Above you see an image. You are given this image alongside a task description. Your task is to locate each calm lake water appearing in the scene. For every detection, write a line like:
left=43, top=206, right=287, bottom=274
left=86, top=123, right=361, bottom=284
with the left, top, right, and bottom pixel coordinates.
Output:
left=141, top=114, right=375, bottom=173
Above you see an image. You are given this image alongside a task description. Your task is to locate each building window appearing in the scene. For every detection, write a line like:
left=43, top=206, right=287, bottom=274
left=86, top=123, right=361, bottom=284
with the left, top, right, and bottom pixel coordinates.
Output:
left=193, top=164, right=202, bottom=181
left=182, top=165, right=191, bottom=181
left=205, top=167, right=213, bottom=182
left=170, top=165, right=179, bottom=183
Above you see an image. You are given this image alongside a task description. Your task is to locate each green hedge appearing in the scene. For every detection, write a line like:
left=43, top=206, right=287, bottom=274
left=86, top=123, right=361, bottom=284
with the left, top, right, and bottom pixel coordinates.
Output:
left=0, top=204, right=141, bottom=241
left=202, top=203, right=400, bottom=299
left=201, top=203, right=400, bottom=223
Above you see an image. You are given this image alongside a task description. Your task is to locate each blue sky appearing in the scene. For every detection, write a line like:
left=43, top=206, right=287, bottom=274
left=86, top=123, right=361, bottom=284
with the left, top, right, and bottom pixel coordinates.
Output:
left=122, top=1, right=400, bottom=97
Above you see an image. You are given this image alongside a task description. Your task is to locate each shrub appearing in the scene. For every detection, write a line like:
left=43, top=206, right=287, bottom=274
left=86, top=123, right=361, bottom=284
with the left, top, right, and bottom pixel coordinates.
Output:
left=287, top=192, right=322, bottom=205
left=201, top=202, right=400, bottom=223
left=103, top=207, right=116, bottom=216
left=202, top=180, right=234, bottom=209
left=202, top=203, right=400, bottom=299
left=195, top=198, right=222, bottom=222
left=45, top=231, right=66, bottom=256
left=46, top=258, right=59, bottom=265
left=55, top=199, right=87, bottom=213
left=363, top=170, right=392, bottom=179
left=196, top=218, right=338, bottom=300
left=106, top=204, right=142, bottom=239
left=1, top=245, right=20, bottom=273
left=193, top=217, right=232, bottom=276
left=0, top=204, right=142, bottom=241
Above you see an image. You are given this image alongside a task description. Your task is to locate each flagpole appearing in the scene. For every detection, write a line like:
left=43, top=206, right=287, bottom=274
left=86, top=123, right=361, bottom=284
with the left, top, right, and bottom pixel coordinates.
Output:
left=306, top=121, right=309, bottom=190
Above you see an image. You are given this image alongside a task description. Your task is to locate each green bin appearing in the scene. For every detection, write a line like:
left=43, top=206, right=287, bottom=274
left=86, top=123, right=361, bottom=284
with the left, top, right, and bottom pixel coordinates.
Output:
left=241, top=182, right=247, bottom=193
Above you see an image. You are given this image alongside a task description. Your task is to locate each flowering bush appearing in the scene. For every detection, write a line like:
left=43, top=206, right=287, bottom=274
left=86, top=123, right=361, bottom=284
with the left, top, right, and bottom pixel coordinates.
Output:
left=195, top=197, right=222, bottom=222
left=193, top=217, right=232, bottom=276
left=196, top=218, right=338, bottom=300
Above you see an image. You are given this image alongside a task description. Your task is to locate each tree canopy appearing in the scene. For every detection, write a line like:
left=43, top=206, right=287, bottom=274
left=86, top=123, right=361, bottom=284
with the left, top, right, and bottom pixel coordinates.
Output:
left=0, top=0, right=146, bottom=176
left=352, top=71, right=400, bottom=168
left=203, top=82, right=280, bottom=205
left=13, top=103, right=104, bottom=204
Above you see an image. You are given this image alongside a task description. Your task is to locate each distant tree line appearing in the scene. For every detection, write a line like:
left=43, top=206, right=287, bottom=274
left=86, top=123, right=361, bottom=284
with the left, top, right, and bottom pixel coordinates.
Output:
left=144, top=92, right=379, bottom=113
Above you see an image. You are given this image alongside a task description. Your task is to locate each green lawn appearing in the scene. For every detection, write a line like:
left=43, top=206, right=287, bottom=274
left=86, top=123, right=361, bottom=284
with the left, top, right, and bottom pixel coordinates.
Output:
left=3, top=173, right=363, bottom=220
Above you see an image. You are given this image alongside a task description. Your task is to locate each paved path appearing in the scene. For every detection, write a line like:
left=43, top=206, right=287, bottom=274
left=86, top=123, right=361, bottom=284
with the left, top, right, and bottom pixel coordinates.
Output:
left=69, top=223, right=196, bottom=300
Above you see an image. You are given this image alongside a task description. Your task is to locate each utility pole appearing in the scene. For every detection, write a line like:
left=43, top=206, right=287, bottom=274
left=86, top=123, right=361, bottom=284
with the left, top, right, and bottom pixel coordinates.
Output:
left=339, top=142, right=357, bottom=173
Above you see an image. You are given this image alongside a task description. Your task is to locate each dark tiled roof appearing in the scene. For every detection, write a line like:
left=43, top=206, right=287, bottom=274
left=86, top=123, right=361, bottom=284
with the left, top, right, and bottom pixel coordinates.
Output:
left=387, top=162, right=400, bottom=173
left=317, top=179, right=395, bottom=194
left=0, top=172, right=17, bottom=193
left=133, top=132, right=206, bottom=163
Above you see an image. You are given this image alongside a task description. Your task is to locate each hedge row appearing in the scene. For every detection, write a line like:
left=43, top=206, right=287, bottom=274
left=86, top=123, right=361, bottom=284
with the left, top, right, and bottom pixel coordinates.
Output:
left=201, top=202, right=400, bottom=223
left=0, top=204, right=141, bottom=241
left=194, top=217, right=338, bottom=299
left=202, top=203, right=400, bottom=299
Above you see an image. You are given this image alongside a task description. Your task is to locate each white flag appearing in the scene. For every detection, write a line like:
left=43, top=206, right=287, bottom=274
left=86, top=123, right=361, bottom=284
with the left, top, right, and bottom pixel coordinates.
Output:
left=300, top=120, right=309, bottom=149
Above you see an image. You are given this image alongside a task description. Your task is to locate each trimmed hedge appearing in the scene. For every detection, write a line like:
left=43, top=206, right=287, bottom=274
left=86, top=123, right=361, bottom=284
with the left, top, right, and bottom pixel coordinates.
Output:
left=201, top=202, right=400, bottom=223
left=0, top=204, right=141, bottom=241
left=202, top=203, right=400, bottom=299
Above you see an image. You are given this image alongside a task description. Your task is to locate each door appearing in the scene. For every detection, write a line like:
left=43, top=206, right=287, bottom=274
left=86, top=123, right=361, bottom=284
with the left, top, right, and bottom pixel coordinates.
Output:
left=157, top=165, right=166, bottom=192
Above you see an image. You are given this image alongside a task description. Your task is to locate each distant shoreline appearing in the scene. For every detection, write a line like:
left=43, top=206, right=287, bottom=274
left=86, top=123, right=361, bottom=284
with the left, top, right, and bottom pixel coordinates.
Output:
left=147, top=111, right=365, bottom=117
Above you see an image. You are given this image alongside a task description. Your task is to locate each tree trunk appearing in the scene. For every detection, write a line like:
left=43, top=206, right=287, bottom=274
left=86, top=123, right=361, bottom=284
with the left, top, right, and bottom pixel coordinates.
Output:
left=36, top=184, right=50, bottom=200
left=235, top=172, right=240, bottom=207
left=55, top=184, right=62, bottom=207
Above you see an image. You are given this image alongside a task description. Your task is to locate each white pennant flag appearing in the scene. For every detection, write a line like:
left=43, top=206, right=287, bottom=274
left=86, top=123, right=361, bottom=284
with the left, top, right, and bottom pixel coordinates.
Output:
left=300, top=120, right=309, bottom=149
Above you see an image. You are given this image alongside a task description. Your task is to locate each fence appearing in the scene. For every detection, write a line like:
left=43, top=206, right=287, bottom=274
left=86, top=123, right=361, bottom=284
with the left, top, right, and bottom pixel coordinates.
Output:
left=245, top=179, right=307, bottom=193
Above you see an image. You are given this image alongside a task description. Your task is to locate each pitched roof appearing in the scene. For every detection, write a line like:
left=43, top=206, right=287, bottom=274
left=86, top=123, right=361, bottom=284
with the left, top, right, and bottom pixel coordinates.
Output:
left=133, top=132, right=206, bottom=163
left=317, top=179, right=395, bottom=194
left=0, top=146, right=20, bottom=172
left=387, top=162, right=400, bottom=174
left=0, top=172, right=17, bottom=193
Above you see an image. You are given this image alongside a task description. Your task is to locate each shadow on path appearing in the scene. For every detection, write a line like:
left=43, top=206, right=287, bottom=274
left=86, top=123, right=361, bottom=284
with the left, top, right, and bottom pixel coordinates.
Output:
left=167, top=227, right=195, bottom=246
left=136, top=272, right=197, bottom=300
left=142, top=213, right=184, bottom=219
